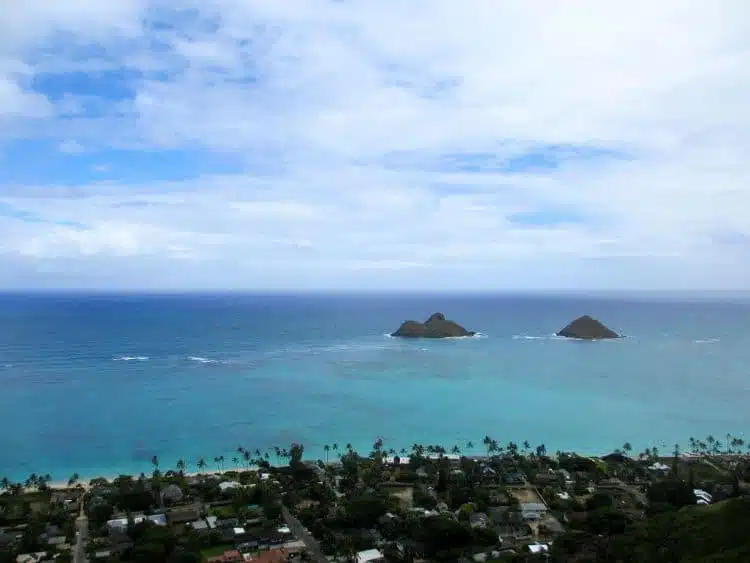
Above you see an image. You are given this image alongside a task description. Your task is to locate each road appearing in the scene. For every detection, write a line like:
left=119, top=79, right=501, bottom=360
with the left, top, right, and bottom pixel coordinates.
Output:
left=73, top=502, right=89, bottom=563
left=281, top=504, right=329, bottom=563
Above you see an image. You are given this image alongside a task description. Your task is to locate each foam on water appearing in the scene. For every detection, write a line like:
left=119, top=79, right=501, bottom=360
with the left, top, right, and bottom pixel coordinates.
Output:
left=512, top=334, right=565, bottom=340
left=113, top=355, right=150, bottom=361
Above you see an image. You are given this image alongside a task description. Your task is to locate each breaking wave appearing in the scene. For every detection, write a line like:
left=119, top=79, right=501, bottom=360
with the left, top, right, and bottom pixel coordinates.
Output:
left=113, top=355, right=150, bottom=361
left=187, top=356, right=232, bottom=365
left=512, top=334, right=564, bottom=341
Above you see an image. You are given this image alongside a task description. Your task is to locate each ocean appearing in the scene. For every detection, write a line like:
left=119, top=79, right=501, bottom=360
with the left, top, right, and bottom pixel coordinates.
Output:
left=0, top=292, right=749, bottom=482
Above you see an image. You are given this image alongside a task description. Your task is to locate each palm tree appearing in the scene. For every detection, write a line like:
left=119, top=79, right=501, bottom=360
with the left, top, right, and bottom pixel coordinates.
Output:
left=0, top=477, right=10, bottom=491
left=324, top=444, right=330, bottom=464
left=197, top=458, right=206, bottom=473
left=345, top=442, right=353, bottom=453
left=67, top=473, right=79, bottom=488
left=214, top=457, right=221, bottom=471
left=451, top=445, right=461, bottom=456
left=232, top=457, right=239, bottom=468
left=523, top=441, right=530, bottom=454
left=332, top=443, right=339, bottom=455
left=151, top=455, right=159, bottom=472
left=623, top=442, right=632, bottom=455
left=25, top=474, right=38, bottom=489
left=689, top=436, right=697, bottom=452
left=243, top=450, right=251, bottom=468
left=466, top=441, right=474, bottom=451
left=490, top=439, right=500, bottom=456
left=482, top=435, right=492, bottom=456
left=176, top=459, right=186, bottom=474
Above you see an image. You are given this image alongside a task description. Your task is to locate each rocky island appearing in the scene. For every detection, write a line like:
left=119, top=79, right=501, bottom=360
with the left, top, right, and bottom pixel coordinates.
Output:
left=391, top=312, right=476, bottom=338
left=557, top=315, right=620, bottom=340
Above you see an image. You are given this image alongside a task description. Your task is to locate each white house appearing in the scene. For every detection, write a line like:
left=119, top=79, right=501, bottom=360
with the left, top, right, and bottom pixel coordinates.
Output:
left=356, top=548, right=385, bottom=562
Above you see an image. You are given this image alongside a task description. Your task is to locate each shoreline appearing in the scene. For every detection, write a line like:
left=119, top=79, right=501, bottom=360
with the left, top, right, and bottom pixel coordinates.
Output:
left=14, top=449, right=750, bottom=494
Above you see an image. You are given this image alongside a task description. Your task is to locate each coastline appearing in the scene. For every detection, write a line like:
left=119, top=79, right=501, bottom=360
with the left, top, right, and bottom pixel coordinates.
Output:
left=18, top=449, right=750, bottom=494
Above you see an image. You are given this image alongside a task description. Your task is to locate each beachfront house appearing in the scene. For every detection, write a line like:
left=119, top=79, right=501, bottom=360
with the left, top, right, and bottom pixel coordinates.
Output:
left=218, top=480, right=241, bottom=493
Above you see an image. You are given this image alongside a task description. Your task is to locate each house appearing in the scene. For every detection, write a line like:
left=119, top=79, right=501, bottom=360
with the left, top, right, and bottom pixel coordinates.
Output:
left=251, top=549, right=289, bottom=563
left=206, top=550, right=243, bottom=563
left=106, top=513, right=166, bottom=532
left=356, top=548, right=385, bottom=562
left=528, top=542, right=549, bottom=554
left=107, top=529, right=134, bottom=555
left=539, top=515, right=565, bottom=536
left=219, top=481, right=240, bottom=493
left=167, top=504, right=202, bottom=525
left=519, top=502, right=547, bottom=521
left=46, top=536, right=67, bottom=548
left=505, top=472, right=527, bottom=485
left=648, top=462, right=671, bottom=473
left=282, top=539, right=306, bottom=554
left=15, top=554, right=48, bottom=563
left=488, top=506, right=522, bottom=525
left=188, top=520, right=209, bottom=532
left=469, top=512, right=490, bottom=529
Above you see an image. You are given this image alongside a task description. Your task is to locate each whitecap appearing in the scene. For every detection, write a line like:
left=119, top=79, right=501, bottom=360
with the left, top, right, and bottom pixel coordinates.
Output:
left=113, top=355, right=149, bottom=361
left=512, top=334, right=563, bottom=341
left=188, top=355, right=232, bottom=364
left=693, top=338, right=720, bottom=344
left=382, top=332, right=486, bottom=340
left=188, top=356, right=217, bottom=364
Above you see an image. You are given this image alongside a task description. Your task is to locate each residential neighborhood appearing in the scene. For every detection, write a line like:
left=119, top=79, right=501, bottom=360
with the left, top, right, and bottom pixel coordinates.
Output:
left=2, top=435, right=750, bottom=562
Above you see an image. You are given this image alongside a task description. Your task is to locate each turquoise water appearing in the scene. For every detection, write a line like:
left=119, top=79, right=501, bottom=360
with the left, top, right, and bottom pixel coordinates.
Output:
left=0, top=293, right=749, bottom=481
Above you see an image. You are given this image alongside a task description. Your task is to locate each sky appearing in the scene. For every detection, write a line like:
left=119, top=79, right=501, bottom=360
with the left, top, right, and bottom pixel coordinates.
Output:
left=0, top=1, right=749, bottom=291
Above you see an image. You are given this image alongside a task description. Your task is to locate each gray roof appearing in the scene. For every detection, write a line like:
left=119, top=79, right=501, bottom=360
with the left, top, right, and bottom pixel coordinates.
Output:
left=519, top=503, right=547, bottom=511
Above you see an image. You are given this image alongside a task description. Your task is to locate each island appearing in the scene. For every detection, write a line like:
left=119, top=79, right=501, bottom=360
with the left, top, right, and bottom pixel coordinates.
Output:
left=557, top=315, right=620, bottom=339
left=391, top=312, right=476, bottom=338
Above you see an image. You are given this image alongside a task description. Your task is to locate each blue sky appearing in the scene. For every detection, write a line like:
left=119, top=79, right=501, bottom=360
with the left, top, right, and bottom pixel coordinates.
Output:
left=0, top=0, right=748, bottom=290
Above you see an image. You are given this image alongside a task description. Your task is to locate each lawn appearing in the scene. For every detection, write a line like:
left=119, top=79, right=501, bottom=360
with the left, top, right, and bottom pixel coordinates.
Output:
left=210, top=505, right=238, bottom=518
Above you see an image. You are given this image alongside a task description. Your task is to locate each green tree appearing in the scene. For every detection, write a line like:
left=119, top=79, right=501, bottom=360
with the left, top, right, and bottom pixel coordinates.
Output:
left=67, top=473, right=80, bottom=488
left=289, top=443, right=304, bottom=468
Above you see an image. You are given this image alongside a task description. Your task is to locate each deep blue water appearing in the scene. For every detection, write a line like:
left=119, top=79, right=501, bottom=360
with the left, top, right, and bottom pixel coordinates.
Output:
left=1, top=292, right=749, bottom=482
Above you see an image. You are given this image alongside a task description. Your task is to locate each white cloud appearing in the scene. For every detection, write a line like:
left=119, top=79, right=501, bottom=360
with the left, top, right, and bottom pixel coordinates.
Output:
left=0, top=0, right=748, bottom=289
left=59, top=140, right=86, bottom=154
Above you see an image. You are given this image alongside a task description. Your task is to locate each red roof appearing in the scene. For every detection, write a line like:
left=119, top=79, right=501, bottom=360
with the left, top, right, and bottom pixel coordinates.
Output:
left=251, top=549, right=288, bottom=563
left=207, top=550, right=243, bottom=563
